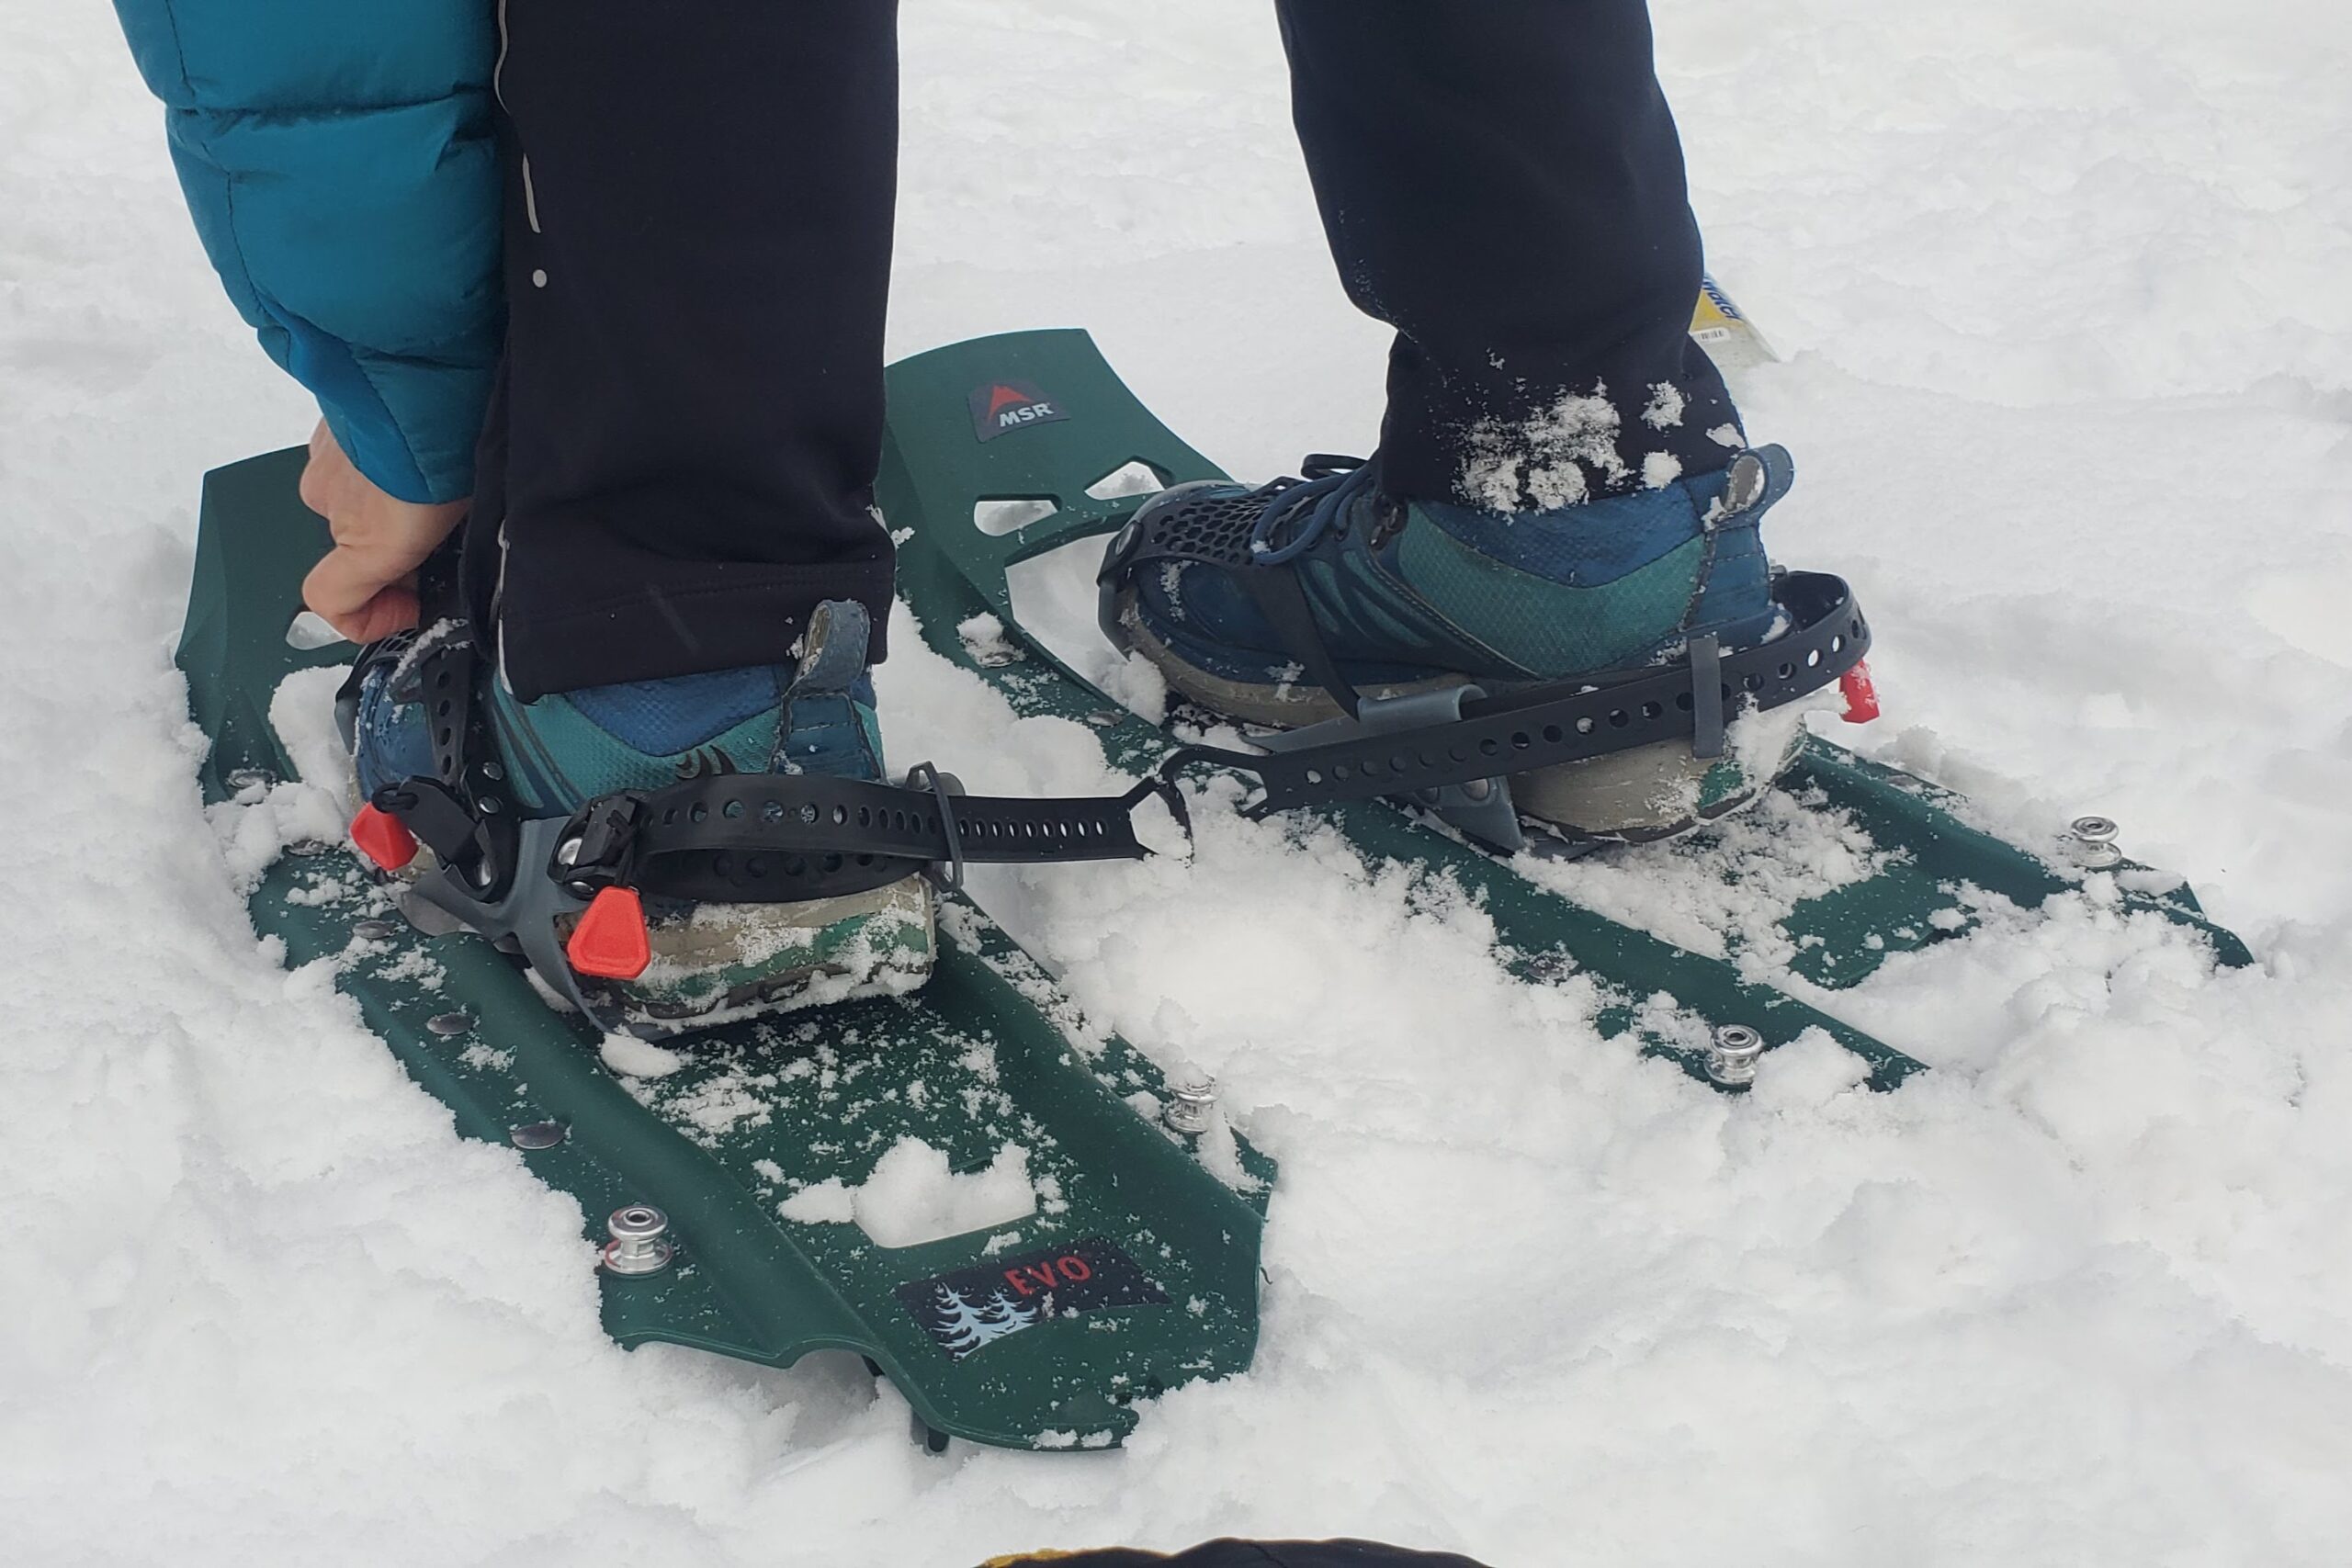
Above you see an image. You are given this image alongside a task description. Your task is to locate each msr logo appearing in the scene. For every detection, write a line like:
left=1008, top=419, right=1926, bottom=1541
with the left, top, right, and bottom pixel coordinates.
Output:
left=968, top=379, right=1069, bottom=443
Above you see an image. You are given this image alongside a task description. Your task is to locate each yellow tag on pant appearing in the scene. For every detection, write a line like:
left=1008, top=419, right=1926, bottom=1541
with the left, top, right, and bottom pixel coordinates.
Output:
left=1691, top=274, right=1779, bottom=373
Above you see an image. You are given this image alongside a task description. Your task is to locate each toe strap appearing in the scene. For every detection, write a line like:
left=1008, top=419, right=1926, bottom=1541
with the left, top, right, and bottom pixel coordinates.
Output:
left=1097, top=469, right=1373, bottom=715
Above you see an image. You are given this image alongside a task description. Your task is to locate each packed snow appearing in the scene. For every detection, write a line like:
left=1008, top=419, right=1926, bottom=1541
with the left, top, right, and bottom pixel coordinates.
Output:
left=781, top=1138, right=1040, bottom=1250
left=5, top=1, right=2350, bottom=1565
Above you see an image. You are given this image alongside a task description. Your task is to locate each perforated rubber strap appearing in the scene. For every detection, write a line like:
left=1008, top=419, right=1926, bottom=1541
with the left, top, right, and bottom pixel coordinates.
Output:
left=366, top=625, right=522, bottom=898
left=1238, top=567, right=1364, bottom=717
left=1159, top=571, right=1872, bottom=817
left=554, top=772, right=1176, bottom=905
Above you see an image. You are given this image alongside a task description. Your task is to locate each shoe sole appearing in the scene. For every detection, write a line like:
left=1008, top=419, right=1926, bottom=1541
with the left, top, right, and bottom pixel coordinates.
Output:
left=332, top=734, right=934, bottom=1035
left=379, top=833, right=936, bottom=1035
left=1118, top=589, right=1805, bottom=842
left=573, top=874, right=937, bottom=1035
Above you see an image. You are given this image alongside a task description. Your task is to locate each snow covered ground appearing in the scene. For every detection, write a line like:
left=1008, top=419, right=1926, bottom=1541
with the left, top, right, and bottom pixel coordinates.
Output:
left=6, top=1, right=2350, bottom=1562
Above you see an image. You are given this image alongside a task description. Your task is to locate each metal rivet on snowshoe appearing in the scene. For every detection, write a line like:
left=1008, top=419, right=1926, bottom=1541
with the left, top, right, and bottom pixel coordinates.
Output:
left=2068, top=815, right=2121, bottom=868
left=481, top=761, right=505, bottom=782
left=603, top=1204, right=673, bottom=1276
left=425, top=1010, right=475, bottom=1037
left=509, top=1121, right=567, bottom=1151
left=1087, top=710, right=1124, bottom=728
left=352, top=919, right=400, bottom=942
left=1163, top=1077, right=1217, bottom=1135
left=1705, top=1024, right=1765, bottom=1087
left=226, top=767, right=271, bottom=794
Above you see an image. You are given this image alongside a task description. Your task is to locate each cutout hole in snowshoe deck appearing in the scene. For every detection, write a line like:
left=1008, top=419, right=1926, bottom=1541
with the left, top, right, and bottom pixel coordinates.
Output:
left=1084, top=460, right=1165, bottom=501
left=973, top=498, right=1059, bottom=536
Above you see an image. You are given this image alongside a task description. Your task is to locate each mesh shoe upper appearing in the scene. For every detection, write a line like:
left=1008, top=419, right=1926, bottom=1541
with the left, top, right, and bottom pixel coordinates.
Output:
left=352, top=602, right=888, bottom=816
left=1125, top=457, right=1778, bottom=694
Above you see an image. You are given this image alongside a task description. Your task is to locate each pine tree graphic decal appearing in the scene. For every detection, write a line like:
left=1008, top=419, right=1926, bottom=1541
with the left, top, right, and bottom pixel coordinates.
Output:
left=930, top=1285, right=1039, bottom=1359
left=895, top=1238, right=1170, bottom=1359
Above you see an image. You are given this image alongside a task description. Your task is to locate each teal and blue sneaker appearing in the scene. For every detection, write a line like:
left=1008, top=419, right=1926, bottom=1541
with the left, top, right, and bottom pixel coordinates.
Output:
left=1102, top=450, right=1809, bottom=840
left=349, top=600, right=933, bottom=1030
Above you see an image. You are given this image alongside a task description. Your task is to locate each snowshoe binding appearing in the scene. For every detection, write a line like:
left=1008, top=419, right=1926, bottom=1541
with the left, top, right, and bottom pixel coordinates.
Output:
left=1099, top=446, right=1870, bottom=852
left=339, top=599, right=937, bottom=1034
left=334, top=580, right=1181, bottom=1041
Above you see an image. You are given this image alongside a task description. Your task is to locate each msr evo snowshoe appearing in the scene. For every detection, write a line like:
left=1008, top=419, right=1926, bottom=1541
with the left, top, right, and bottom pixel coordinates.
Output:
left=342, top=599, right=935, bottom=1034
left=1102, top=446, right=1862, bottom=847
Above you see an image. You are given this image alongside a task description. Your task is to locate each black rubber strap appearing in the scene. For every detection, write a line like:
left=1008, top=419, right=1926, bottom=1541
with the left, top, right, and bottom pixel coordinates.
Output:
left=1238, top=567, right=1363, bottom=718
left=555, top=773, right=1171, bottom=904
left=1160, top=571, right=1870, bottom=816
left=905, top=762, right=970, bottom=891
left=352, top=617, right=523, bottom=897
left=401, top=630, right=521, bottom=897
left=1689, top=634, right=1725, bottom=761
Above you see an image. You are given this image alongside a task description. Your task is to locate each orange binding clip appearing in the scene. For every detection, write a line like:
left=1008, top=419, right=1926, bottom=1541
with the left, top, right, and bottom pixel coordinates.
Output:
left=1838, top=660, right=1881, bottom=725
left=566, top=886, right=650, bottom=981
left=349, top=802, right=419, bottom=872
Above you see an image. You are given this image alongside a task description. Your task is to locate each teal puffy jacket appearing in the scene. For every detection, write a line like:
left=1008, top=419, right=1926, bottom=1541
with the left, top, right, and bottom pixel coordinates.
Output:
left=112, top=0, right=503, bottom=504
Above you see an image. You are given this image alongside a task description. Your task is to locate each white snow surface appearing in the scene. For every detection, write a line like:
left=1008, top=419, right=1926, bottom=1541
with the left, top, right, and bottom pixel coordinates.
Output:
left=781, top=1138, right=1039, bottom=1251
left=6, top=2, right=2352, bottom=1564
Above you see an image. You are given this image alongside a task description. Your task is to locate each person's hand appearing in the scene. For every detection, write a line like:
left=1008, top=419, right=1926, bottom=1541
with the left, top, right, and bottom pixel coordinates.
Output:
left=297, top=420, right=469, bottom=643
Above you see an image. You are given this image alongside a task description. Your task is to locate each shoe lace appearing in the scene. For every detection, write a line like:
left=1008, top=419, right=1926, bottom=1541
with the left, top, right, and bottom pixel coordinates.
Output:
left=1248, top=455, right=1376, bottom=566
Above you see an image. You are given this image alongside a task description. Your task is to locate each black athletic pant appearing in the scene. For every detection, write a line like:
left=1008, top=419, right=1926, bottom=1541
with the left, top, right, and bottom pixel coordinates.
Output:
left=476, top=0, right=1733, bottom=700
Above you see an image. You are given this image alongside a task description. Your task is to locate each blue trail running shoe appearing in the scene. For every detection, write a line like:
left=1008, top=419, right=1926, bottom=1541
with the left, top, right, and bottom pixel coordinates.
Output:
left=346, top=600, right=933, bottom=1032
left=1102, top=448, right=1814, bottom=841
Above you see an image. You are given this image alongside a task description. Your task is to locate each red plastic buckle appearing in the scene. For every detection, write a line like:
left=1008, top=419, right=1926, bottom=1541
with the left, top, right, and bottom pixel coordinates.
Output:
left=566, top=886, right=650, bottom=981
left=349, top=803, right=419, bottom=872
left=1838, top=660, right=1882, bottom=725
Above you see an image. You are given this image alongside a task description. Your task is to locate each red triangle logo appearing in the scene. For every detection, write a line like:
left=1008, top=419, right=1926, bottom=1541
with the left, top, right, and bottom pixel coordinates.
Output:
left=988, top=384, right=1033, bottom=416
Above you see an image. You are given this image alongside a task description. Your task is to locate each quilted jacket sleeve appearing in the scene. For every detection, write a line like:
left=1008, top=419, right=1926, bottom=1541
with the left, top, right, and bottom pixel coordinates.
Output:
left=111, top=0, right=503, bottom=503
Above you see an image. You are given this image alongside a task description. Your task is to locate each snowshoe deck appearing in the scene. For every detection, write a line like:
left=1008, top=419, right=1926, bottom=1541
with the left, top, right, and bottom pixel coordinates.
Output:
left=876, top=330, right=2250, bottom=1089
left=179, top=448, right=1272, bottom=1452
